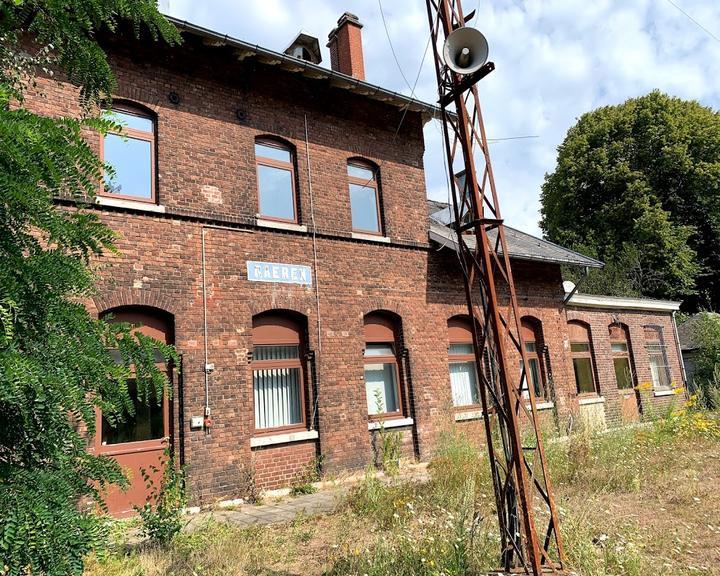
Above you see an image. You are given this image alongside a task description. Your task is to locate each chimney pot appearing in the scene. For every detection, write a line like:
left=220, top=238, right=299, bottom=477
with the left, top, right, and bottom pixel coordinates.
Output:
left=327, top=12, right=365, bottom=80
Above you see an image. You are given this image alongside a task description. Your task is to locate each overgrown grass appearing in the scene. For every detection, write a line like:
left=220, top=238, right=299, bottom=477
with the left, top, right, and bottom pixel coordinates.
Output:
left=86, top=400, right=720, bottom=576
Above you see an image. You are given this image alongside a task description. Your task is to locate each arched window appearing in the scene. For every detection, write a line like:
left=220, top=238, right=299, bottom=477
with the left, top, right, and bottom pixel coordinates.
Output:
left=447, top=316, right=479, bottom=407
left=520, top=318, right=546, bottom=400
left=644, top=326, right=671, bottom=390
left=364, top=312, right=402, bottom=418
left=102, top=103, right=156, bottom=202
left=609, top=324, right=635, bottom=390
left=348, top=160, right=381, bottom=234
left=255, top=137, right=298, bottom=223
left=568, top=321, right=598, bottom=395
left=98, top=307, right=172, bottom=446
left=252, top=312, right=306, bottom=431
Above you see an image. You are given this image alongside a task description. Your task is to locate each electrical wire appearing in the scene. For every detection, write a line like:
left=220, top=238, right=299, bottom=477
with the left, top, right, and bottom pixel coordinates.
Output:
left=377, top=0, right=413, bottom=92
left=665, top=0, right=720, bottom=43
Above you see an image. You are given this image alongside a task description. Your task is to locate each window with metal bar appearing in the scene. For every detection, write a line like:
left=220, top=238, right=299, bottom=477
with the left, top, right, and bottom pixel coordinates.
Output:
left=644, top=326, right=671, bottom=390
left=252, top=314, right=306, bottom=432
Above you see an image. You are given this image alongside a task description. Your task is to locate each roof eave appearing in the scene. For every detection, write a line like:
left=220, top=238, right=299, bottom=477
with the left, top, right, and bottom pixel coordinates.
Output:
left=565, top=293, right=681, bottom=312
left=167, top=16, right=442, bottom=123
left=428, top=227, right=603, bottom=269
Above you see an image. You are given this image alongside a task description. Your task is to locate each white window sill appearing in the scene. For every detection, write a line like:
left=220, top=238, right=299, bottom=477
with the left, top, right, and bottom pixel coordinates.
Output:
left=256, top=217, right=307, bottom=233
left=368, top=417, right=414, bottom=430
left=454, top=409, right=483, bottom=422
left=351, top=232, right=391, bottom=243
left=653, top=389, right=677, bottom=397
left=96, top=195, right=166, bottom=213
left=250, top=429, right=318, bottom=448
left=534, top=401, right=555, bottom=411
left=578, top=396, right=605, bottom=406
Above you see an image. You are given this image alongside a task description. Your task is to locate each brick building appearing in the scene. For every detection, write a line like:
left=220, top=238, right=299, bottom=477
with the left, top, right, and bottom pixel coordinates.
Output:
left=28, top=13, right=685, bottom=514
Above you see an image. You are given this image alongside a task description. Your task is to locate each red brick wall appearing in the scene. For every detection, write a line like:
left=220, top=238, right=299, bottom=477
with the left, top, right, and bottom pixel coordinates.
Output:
left=23, top=30, right=686, bottom=504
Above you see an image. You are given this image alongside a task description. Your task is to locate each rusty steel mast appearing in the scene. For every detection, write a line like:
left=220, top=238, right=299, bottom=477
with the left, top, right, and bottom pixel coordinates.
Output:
left=424, top=1, right=566, bottom=573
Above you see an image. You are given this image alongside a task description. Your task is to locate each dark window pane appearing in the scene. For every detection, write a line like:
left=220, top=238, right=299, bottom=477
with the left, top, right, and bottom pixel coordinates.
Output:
left=258, top=165, right=295, bottom=220
left=350, top=183, right=380, bottom=232
left=611, top=342, right=628, bottom=353
left=614, top=357, right=633, bottom=389
left=102, top=381, right=163, bottom=445
left=519, top=358, right=543, bottom=398
left=256, top=142, right=291, bottom=163
left=525, top=342, right=537, bottom=353
left=573, top=357, right=595, bottom=394
left=105, top=109, right=154, bottom=132
left=104, top=134, right=153, bottom=199
left=347, top=164, right=375, bottom=181
left=570, top=342, right=590, bottom=353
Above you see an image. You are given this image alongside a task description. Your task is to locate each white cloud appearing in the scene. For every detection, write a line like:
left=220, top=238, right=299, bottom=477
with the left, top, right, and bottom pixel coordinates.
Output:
left=165, top=0, right=720, bottom=236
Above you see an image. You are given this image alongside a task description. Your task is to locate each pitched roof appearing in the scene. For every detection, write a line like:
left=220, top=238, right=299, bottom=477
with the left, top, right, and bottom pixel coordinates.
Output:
left=677, top=312, right=720, bottom=351
left=427, top=201, right=603, bottom=268
left=168, top=17, right=442, bottom=122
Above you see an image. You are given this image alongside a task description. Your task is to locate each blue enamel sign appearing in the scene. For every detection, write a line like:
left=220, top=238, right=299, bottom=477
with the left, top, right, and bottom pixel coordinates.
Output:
left=246, top=261, right=312, bottom=286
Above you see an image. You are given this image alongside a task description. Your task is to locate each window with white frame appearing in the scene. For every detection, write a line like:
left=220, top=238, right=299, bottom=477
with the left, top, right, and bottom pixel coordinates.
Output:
left=644, top=326, right=671, bottom=390
left=252, top=313, right=306, bottom=431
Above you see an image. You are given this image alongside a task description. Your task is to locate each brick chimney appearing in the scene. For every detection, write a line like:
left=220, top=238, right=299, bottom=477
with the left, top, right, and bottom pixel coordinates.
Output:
left=327, top=12, right=365, bottom=80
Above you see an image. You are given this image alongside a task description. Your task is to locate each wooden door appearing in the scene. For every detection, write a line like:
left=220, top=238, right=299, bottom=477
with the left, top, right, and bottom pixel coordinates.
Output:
left=96, top=308, right=173, bottom=517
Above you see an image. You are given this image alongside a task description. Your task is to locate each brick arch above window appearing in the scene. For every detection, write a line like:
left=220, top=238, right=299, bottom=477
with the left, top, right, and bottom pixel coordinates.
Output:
left=363, top=310, right=400, bottom=342
left=448, top=314, right=474, bottom=343
left=101, top=305, right=175, bottom=345
left=93, top=289, right=182, bottom=319
left=252, top=310, right=307, bottom=344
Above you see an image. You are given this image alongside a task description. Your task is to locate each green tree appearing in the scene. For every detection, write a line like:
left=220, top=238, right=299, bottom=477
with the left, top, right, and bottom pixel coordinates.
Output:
left=687, top=312, right=720, bottom=408
left=541, top=91, right=720, bottom=308
left=0, top=2, right=179, bottom=574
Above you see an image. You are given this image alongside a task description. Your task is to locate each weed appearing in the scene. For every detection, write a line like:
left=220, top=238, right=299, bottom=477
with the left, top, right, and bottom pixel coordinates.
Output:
left=290, top=456, right=323, bottom=496
left=135, top=449, right=187, bottom=544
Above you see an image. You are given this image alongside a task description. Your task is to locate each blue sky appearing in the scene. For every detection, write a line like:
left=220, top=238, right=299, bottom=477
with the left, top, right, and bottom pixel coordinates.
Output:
left=163, top=0, right=720, bottom=236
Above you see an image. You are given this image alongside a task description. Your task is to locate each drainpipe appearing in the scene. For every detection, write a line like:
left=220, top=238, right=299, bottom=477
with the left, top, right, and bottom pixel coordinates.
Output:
left=201, top=227, right=213, bottom=430
left=563, top=266, right=590, bottom=305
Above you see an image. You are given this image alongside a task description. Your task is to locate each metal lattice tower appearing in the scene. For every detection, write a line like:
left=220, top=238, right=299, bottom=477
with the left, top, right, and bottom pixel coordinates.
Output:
left=424, top=1, right=567, bottom=573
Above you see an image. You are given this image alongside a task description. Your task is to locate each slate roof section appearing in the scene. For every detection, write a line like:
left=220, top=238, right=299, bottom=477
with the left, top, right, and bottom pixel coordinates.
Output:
left=427, top=200, right=603, bottom=268
left=677, top=312, right=720, bottom=351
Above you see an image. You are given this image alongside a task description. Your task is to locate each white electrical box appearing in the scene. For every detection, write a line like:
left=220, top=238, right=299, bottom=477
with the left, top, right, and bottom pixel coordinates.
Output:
left=190, top=416, right=204, bottom=429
